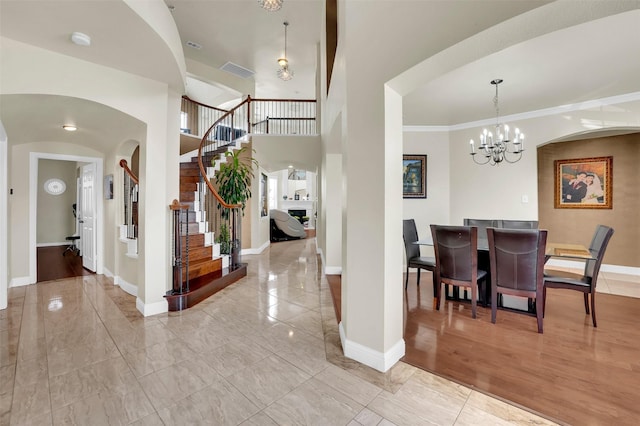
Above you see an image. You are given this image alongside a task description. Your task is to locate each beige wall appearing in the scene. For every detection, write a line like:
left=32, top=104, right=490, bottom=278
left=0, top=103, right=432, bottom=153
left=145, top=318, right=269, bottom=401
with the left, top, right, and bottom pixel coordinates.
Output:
left=36, top=159, right=77, bottom=244
left=538, top=133, right=640, bottom=267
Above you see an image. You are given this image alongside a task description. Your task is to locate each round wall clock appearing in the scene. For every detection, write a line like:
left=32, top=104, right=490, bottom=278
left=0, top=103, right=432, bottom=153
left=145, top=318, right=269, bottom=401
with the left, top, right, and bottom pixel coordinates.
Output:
left=44, top=178, right=67, bottom=195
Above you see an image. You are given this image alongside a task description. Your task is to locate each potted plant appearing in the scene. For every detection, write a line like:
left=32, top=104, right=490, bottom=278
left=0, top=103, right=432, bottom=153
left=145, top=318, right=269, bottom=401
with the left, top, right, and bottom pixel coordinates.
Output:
left=212, top=146, right=258, bottom=266
left=213, top=146, right=259, bottom=217
left=216, top=222, right=230, bottom=255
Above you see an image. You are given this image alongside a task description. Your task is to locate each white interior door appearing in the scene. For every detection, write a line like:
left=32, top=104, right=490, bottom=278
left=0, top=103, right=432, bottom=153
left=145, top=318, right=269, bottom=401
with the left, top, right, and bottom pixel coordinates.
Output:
left=80, top=163, right=96, bottom=272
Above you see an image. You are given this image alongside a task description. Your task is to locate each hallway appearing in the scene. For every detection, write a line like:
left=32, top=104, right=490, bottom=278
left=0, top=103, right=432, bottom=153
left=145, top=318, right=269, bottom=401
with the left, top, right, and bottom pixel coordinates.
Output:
left=36, top=246, right=93, bottom=282
left=2, top=238, right=555, bottom=425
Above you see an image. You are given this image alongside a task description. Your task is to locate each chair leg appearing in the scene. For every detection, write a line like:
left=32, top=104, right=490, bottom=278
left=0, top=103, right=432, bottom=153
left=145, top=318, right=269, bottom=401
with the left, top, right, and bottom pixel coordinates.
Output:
left=405, top=266, right=409, bottom=290
left=590, top=293, right=597, bottom=327
left=471, top=285, right=477, bottom=319
left=436, top=280, right=443, bottom=311
left=491, top=287, right=497, bottom=324
left=431, top=272, right=438, bottom=310
left=536, top=302, right=544, bottom=333
left=583, top=293, right=590, bottom=314
left=416, top=269, right=421, bottom=287
left=542, top=287, right=547, bottom=318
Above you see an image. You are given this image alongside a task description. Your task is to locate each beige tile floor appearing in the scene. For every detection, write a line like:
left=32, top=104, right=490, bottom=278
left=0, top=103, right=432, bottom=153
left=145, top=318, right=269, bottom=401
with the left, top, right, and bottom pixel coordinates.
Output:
left=3, top=237, right=636, bottom=425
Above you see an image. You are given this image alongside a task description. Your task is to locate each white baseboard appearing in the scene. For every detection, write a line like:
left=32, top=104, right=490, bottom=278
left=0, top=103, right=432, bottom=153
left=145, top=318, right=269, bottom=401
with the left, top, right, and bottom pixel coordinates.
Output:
left=36, top=242, right=69, bottom=247
left=325, top=266, right=342, bottom=275
left=339, top=321, right=405, bottom=373
left=241, top=240, right=270, bottom=255
left=9, top=276, right=33, bottom=287
left=114, top=276, right=137, bottom=297
left=546, top=260, right=640, bottom=276
left=136, top=298, right=167, bottom=317
left=103, top=267, right=114, bottom=278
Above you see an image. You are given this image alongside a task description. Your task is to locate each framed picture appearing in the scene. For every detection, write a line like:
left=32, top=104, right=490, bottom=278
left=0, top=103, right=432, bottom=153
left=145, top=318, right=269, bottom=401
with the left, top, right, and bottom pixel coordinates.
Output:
left=554, top=156, right=612, bottom=209
left=104, top=174, right=113, bottom=200
left=403, top=154, right=427, bottom=199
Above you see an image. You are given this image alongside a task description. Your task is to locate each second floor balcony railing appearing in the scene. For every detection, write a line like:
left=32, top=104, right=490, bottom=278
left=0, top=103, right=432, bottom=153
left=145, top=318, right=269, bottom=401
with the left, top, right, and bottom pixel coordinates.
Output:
left=180, top=95, right=317, bottom=141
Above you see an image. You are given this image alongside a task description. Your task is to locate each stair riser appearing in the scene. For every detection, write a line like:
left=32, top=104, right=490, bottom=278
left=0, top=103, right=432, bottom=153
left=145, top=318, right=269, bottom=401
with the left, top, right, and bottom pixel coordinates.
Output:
left=181, top=258, right=223, bottom=280
left=179, top=245, right=213, bottom=262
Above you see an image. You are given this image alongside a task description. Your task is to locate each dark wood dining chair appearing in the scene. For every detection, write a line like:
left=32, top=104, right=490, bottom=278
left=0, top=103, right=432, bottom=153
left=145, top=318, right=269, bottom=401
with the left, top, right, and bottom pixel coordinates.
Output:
left=487, top=228, right=547, bottom=333
left=430, top=225, right=487, bottom=318
left=402, top=219, right=436, bottom=295
left=543, top=225, right=614, bottom=327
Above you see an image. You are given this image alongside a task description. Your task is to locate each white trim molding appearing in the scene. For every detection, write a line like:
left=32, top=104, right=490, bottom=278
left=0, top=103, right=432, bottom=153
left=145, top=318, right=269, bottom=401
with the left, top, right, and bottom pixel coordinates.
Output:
left=114, top=275, right=137, bottom=297
left=37, top=242, right=71, bottom=247
left=339, top=321, right=406, bottom=373
left=324, top=266, right=342, bottom=275
left=136, top=297, right=168, bottom=317
left=29, top=152, right=104, bottom=285
left=9, top=276, right=32, bottom=288
left=404, top=91, right=640, bottom=133
left=241, top=240, right=270, bottom=255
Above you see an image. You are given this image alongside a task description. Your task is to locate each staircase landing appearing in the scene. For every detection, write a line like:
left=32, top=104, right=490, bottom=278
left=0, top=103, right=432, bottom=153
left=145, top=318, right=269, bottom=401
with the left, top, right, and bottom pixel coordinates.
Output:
left=165, top=263, right=247, bottom=311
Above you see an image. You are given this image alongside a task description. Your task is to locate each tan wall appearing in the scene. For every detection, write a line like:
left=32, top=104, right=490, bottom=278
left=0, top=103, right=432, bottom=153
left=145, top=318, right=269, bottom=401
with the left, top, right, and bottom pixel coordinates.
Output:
left=537, top=133, right=640, bottom=267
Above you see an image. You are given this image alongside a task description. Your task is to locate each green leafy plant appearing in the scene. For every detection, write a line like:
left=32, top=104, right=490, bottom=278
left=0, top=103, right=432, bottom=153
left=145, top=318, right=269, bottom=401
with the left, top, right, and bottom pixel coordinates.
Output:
left=213, top=147, right=259, bottom=216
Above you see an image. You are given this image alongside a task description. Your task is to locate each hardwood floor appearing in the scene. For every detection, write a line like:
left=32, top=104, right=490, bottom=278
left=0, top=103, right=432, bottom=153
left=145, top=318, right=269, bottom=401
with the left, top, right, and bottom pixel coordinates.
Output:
left=329, top=273, right=640, bottom=425
left=37, top=245, right=94, bottom=282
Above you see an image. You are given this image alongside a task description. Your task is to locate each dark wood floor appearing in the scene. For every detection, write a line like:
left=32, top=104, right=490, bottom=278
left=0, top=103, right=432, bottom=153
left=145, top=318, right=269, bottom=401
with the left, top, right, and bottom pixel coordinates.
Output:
left=328, top=273, right=640, bottom=425
left=37, top=245, right=94, bottom=282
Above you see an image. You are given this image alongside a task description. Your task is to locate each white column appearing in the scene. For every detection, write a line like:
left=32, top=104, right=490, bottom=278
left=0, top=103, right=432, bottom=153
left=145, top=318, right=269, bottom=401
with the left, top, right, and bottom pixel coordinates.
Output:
left=339, top=85, right=404, bottom=372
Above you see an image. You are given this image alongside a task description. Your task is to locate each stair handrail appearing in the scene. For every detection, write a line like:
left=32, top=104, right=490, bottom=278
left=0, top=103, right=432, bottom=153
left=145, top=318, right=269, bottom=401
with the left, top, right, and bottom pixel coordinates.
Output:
left=196, top=99, right=249, bottom=210
left=119, top=159, right=139, bottom=241
left=119, top=159, right=138, bottom=184
left=182, top=95, right=229, bottom=113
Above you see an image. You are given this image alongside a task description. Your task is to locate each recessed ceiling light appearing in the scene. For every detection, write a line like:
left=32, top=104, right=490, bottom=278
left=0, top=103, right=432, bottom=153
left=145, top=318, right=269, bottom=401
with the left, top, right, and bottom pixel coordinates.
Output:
left=62, top=125, right=77, bottom=131
left=70, top=32, right=91, bottom=47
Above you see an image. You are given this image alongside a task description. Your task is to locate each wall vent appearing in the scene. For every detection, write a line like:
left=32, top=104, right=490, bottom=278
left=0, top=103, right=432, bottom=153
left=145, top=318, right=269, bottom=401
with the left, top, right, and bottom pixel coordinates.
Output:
left=185, top=40, right=202, bottom=50
left=220, top=62, right=255, bottom=79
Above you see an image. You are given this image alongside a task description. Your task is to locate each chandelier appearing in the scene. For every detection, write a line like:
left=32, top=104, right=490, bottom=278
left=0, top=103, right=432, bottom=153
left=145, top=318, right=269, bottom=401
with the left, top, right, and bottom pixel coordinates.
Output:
left=469, top=79, right=524, bottom=165
left=258, top=0, right=283, bottom=12
left=277, top=22, right=294, bottom=81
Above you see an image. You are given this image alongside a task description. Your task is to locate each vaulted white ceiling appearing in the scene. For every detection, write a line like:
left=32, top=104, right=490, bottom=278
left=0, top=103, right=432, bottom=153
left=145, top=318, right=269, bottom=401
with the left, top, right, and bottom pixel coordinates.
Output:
left=1, top=1, right=639, bottom=151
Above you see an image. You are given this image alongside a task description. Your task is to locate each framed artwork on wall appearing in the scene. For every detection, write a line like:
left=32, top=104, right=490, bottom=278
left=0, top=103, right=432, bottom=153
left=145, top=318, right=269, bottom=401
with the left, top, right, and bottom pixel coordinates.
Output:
left=403, top=154, right=427, bottom=199
left=554, top=156, right=612, bottom=209
left=104, top=174, right=113, bottom=200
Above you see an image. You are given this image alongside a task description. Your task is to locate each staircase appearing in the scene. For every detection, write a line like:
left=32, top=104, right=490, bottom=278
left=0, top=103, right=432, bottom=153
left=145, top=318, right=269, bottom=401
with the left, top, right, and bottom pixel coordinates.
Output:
left=164, top=95, right=318, bottom=312
left=164, top=152, right=247, bottom=311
